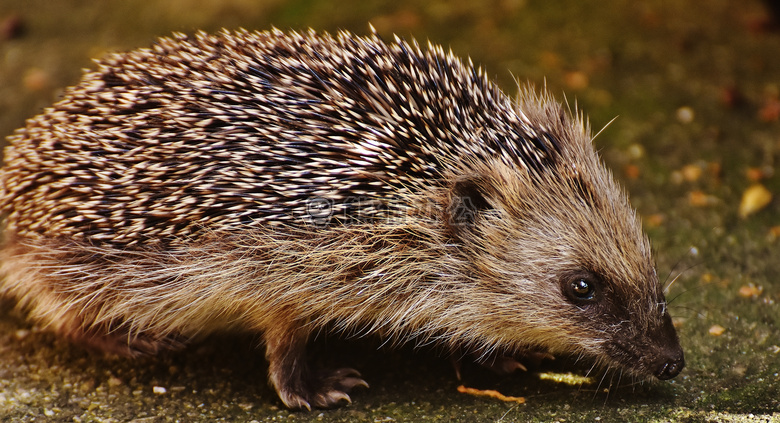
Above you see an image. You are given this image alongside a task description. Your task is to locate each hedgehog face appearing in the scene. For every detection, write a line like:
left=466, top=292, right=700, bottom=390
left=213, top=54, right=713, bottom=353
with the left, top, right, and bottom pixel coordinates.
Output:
left=553, top=266, right=684, bottom=380
left=548, top=157, right=684, bottom=380
left=445, top=158, right=683, bottom=380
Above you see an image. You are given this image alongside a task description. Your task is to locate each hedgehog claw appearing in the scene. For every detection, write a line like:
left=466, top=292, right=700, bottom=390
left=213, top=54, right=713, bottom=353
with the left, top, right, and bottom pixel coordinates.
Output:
left=481, top=356, right=528, bottom=374
left=341, top=377, right=370, bottom=390
left=309, top=367, right=368, bottom=408
left=451, top=349, right=555, bottom=380
left=327, top=368, right=370, bottom=390
left=278, top=392, right=312, bottom=412
left=312, top=389, right=351, bottom=409
left=276, top=367, right=367, bottom=410
left=481, top=352, right=555, bottom=374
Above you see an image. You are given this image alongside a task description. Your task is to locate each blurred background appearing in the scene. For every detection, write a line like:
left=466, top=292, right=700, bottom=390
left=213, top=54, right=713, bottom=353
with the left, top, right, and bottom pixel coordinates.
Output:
left=1, top=0, right=779, bottom=421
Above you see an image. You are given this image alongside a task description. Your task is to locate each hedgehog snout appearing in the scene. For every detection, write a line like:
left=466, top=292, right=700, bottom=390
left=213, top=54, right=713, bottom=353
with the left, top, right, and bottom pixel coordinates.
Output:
left=653, top=349, right=685, bottom=380
left=651, top=312, right=685, bottom=379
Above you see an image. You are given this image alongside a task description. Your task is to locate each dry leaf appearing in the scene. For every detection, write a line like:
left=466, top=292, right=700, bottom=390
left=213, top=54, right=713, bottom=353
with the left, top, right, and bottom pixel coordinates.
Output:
left=457, top=385, right=525, bottom=404
left=739, top=184, right=772, bottom=218
left=738, top=283, right=763, bottom=298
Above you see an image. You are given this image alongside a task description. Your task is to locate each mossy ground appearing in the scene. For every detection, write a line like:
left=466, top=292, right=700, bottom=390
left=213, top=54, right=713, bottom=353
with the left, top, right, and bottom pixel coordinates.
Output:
left=1, top=0, right=779, bottom=421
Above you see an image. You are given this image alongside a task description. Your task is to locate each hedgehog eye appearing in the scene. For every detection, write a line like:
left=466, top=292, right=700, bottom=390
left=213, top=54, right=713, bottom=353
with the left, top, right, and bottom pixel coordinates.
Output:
left=571, top=279, right=595, bottom=299
left=562, top=274, right=600, bottom=303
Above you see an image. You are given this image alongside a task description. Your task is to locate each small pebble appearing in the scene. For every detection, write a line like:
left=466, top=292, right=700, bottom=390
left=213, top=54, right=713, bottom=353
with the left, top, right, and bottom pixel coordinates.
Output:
left=680, top=164, right=702, bottom=182
left=152, top=386, right=167, bottom=395
left=626, top=143, right=645, bottom=160
left=709, top=325, right=726, bottom=336
left=675, top=106, right=695, bottom=124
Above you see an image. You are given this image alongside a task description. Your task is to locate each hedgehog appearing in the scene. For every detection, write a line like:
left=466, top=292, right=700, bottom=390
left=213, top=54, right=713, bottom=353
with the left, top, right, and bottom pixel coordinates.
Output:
left=0, top=27, right=684, bottom=410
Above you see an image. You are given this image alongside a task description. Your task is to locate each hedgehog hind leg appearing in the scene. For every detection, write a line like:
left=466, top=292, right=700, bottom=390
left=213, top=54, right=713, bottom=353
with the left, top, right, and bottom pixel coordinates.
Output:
left=264, top=323, right=368, bottom=410
left=25, top=299, right=184, bottom=358
left=1, top=239, right=186, bottom=357
left=57, top=313, right=186, bottom=357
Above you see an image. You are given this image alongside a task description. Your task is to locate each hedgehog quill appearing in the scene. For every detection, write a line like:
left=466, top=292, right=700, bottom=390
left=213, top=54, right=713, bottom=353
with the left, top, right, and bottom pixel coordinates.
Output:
left=0, top=28, right=683, bottom=410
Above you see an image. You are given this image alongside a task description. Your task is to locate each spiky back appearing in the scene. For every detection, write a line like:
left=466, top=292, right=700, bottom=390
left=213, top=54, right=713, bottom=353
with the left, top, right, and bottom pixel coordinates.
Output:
left=0, top=28, right=567, bottom=247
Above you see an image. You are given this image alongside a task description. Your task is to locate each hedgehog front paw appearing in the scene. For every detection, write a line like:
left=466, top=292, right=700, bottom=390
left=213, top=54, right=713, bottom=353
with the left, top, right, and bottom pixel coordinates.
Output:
left=451, top=349, right=555, bottom=380
left=56, top=311, right=184, bottom=357
left=481, top=355, right=528, bottom=374
left=451, top=354, right=527, bottom=380
left=480, top=351, right=555, bottom=375
left=277, top=367, right=369, bottom=410
left=264, top=326, right=368, bottom=410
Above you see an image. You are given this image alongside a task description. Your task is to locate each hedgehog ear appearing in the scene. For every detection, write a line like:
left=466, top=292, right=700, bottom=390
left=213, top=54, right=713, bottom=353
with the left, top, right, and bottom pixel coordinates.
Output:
left=447, top=176, right=493, bottom=233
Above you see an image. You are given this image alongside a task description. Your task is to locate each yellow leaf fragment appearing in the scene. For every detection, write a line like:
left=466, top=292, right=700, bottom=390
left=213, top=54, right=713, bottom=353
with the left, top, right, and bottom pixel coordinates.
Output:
left=739, top=184, right=772, bottom=218
left=738, top=283, right=763, bottom=298
left=457, top=385, right=526, bottom=404
left=681, top=164, right=703, bottom=182
left=537, top=372, right=594, bottom=386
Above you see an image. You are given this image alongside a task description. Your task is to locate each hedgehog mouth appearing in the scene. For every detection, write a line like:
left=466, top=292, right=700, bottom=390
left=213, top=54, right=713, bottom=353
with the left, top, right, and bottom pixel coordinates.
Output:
left=603, top=338, right=684, bottom=380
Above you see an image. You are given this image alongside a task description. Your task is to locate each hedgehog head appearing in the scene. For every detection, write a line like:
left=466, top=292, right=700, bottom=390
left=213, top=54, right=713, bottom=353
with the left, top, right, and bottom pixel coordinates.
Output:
left=439, top=92, right=683, bottom=380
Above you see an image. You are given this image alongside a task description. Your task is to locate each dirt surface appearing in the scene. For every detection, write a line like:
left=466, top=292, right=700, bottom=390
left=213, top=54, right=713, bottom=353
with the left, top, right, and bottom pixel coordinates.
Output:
left=1, top=0, right=779, bottom=421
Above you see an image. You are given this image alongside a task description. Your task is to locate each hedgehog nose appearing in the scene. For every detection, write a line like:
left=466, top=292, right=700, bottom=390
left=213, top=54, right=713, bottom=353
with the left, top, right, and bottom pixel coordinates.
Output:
left=654, top=352, right=685, bottom=380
